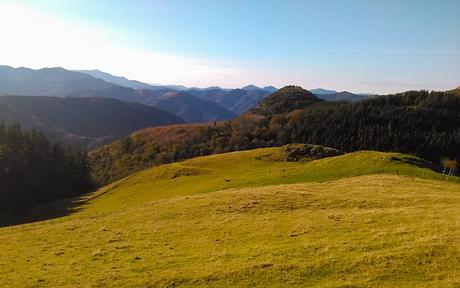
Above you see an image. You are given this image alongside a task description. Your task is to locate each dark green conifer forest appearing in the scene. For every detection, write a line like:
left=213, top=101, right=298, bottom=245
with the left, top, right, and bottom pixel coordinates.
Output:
left=0, top=123, right=93, bottom=211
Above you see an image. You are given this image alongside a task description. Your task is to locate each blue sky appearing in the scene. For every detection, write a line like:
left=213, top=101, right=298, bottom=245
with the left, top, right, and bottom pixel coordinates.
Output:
left=0, top=0, right=459, bottom=93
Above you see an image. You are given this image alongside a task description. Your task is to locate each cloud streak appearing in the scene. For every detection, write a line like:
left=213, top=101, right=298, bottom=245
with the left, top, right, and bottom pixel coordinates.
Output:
left=0, top=2, right=270, bottom=88
left=0, top=2, right=458, bottom=93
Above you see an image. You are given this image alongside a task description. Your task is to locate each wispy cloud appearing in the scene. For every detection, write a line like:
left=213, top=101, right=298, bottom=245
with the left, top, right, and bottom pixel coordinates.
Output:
left=0, top=2, right=268, bottom=88
left=0, top=2, right=458, bottom=93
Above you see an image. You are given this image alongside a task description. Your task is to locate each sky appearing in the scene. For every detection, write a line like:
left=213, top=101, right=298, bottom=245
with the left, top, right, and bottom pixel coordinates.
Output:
left=0, top=0, right=459, bottom=93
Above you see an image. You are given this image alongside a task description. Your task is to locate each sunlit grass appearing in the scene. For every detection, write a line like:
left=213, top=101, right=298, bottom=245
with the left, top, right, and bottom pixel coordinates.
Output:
left=80, top=148, right=458, bottom=215
left=1, top=147, right=459, bottom=287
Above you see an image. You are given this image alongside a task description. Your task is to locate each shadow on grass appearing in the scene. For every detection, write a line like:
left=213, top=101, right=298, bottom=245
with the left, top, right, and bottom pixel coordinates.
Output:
left=390, top=155, right=459, bottom=182
left=389, top=155, right=443, bottom=172
left=0, top=194, right=87, bottom=228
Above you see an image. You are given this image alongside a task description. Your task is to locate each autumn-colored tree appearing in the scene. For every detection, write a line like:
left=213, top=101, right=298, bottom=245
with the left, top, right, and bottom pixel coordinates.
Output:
left=441, top=158, right=458, bottom=176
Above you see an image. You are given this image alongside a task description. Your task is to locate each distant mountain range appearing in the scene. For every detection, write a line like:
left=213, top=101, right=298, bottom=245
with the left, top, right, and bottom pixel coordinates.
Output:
left=77, top=69, right=277, bottom=114
left=242, top=84, right=278, bottom=93
left=310, top=88, right=337, bottom=95
left=0, top=65, right=379, bottom=125
left=315, top=91, right=373, bottom=102
left=0, top=65, right=112, bottom=96
left=186, top=87, right=271, bottom=114
left=1, top=64, right=457, bottom=153
left=0, top=66, right=275, bottom=123
left=144, top=91, right=236, bottom=123
left=0, top=95, right=183, bottom=149
left=75, top=69, right=160, bottom=90
left=310, top=88, right=374, bottom=102
left=67, top=84, right=239, bottom=123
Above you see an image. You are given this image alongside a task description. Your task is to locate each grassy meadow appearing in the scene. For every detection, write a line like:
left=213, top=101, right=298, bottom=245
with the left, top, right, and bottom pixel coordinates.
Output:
left=0, top=147, right=459, bottom=287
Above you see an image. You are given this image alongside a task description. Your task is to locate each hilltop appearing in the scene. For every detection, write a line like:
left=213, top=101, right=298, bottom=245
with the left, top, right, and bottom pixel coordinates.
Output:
left=249, top=86, right=322, bottom=115
left=86, top=146, right=457, bottom=213
left=1, top=147, right=459, bottom=287
left=450, top=86, right=460, bottom=96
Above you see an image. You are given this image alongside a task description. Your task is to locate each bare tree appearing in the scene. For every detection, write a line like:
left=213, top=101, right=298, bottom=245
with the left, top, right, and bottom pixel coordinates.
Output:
left=441, top=158, right=458, bottom=177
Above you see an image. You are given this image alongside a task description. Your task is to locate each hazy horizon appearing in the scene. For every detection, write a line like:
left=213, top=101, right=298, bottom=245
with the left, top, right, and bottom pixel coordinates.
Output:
left=0, top=0, right=459, bottom=93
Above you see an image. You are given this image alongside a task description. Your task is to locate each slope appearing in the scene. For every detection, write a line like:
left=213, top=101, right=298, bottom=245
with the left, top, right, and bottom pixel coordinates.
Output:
left=75, top=69, right=158, bottom=90
left=189, top=87, right=271, bottom=114
left=145, top=91, right=236, bottom=123
left=1, top=147, right=459, bottom=287
left=0, top=96, right=183, bottom=149
left=85, top=146, right=458, bottom=214
left=67, top=84, right=171, bottom=104
left=449, top=86, right=460, bottom=96
left=70, top=86, right=236, bottom=123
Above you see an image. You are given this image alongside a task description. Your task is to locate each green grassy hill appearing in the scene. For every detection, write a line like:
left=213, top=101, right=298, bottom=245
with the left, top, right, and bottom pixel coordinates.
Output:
left=90, top=90, right=460, bottom=186
left=1, top=147, right=459, bottom=287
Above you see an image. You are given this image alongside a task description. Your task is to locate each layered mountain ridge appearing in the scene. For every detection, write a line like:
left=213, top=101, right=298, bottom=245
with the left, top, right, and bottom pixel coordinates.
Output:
left=0, top=95, right=183, bottom=149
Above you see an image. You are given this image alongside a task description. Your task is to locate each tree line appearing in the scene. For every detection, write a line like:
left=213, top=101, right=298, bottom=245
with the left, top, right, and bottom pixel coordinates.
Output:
left=0, top=123, right=93, bottom=212
left=90, top=89, right=460, bottom=185
left=3, top=88, right=458, bottom=210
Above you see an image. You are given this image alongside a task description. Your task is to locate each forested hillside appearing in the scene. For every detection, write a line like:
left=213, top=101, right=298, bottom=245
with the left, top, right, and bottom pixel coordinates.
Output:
left=90, top=87, right=460, bottom=184
left=0, top=96, right=183, bottom=149
left=0, top=124, right=93, bottom=212
left=249, top=86, right=323, bottom=115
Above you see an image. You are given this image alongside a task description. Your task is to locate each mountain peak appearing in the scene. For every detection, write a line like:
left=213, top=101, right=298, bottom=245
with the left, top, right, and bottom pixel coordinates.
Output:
left=0, top=65, right=14, bottom=70
left=262, top=86, right=277, bottom=93
left=242, top=85, right=277, bottom=93
left=38, top=67, right=68, bottom=72
left=242, top=84, right=261, bottom=91
left=203, top=86, right=223, bottom=90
